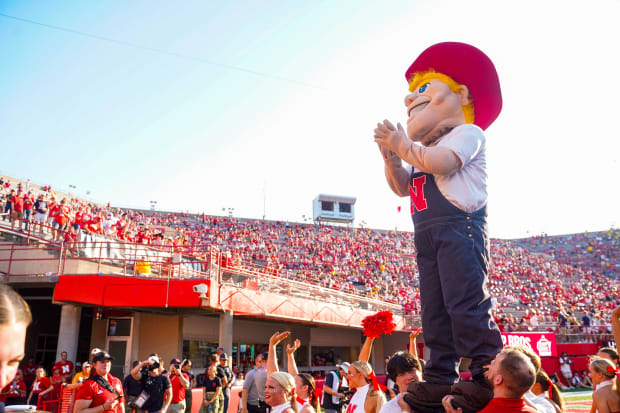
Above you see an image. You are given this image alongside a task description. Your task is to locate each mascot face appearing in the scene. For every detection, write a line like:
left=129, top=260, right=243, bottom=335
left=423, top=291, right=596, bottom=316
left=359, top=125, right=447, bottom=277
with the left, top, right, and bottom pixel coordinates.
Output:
left=404, top=79, right=468, bottom=147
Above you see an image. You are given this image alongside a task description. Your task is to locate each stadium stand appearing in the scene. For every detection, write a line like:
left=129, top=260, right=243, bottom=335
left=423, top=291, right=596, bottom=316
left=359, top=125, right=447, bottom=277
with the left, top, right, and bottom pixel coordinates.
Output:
left=1, top=174, right=618, bottom=342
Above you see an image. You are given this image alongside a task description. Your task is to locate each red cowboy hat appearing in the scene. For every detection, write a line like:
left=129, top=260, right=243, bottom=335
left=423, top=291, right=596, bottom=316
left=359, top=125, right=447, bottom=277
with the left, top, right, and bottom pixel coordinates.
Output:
left=404, top=42, right=502, bottom=130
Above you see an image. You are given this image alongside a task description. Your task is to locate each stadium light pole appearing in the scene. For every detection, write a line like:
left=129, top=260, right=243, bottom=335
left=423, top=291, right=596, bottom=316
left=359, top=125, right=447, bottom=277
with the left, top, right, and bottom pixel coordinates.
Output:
left=69, top=184, right=76, bottom=195
left=150, top=200, right=157, bottom=211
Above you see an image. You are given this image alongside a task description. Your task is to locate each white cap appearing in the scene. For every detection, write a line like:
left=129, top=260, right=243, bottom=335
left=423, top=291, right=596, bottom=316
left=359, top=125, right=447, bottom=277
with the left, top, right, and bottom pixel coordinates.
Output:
left=336, top=362, right=350, bottom=373
left=148, top=355, right=160, bottom=364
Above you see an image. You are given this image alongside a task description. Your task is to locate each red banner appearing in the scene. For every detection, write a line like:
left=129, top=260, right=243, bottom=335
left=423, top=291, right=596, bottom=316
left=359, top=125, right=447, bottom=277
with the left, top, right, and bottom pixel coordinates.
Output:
left=501, top=332, right=557, bottom=357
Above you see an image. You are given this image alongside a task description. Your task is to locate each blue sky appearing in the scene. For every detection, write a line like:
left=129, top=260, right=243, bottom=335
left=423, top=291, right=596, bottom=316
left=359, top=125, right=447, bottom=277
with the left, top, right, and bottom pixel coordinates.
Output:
left=1, top=0, right=619, bottom=238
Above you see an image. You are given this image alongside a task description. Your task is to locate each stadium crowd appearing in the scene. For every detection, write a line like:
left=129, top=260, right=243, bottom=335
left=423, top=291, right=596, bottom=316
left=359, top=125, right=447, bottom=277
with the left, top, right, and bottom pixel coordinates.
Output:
left=1, top=176, right=618, bottom=339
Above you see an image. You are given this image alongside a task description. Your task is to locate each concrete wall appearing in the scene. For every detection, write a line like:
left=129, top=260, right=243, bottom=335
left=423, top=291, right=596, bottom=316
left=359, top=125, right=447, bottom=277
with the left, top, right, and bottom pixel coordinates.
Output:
left=0, top=244, right=60, bottom=275
left=137, top=313, right=183, bottom=364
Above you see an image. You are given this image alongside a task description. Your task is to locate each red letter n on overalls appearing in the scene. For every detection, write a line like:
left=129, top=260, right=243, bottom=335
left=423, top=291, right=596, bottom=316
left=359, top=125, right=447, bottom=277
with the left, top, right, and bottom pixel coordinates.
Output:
left=410, top=175, right=428, bottom=214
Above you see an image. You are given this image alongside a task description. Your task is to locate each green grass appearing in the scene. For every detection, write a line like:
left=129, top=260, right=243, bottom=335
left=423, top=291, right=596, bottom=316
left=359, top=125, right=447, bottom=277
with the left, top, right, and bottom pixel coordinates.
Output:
left=564, top=394, right=592, bottom=402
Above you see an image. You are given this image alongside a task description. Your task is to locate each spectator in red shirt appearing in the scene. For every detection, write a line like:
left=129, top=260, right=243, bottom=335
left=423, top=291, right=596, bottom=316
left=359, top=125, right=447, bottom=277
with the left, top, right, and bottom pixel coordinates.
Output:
left=441, top=348, right=537, bottom=413
left=53, top=351, right=74, bottom=384
left=27, top=368, right=53, bottom=408
left=22, top=191, right=34, bottom=232
left=2, top=370, right=27, bottom=405
left=167, top=358, right=190, bottom=413
left=74, top=351, right=124, bottom=413
left=52, top=199, right=72, bottom=241
left=10, top=191, right=24, bottom=231
left=22, top=358, right=37, bottom=391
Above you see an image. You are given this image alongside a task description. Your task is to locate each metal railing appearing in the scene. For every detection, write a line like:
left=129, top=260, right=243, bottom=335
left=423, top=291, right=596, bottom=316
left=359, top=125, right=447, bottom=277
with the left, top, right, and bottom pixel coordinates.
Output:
left=0, top=219, right=417, bottom=327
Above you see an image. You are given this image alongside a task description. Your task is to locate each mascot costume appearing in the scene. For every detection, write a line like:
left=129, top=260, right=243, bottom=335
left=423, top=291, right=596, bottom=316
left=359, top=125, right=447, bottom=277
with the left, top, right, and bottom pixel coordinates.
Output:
left=374, top=42, right=503, bottom=413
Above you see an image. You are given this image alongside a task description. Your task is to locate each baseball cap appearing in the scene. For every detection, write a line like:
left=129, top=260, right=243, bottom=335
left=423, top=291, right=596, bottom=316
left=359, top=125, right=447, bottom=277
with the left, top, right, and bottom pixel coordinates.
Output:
left=337, top=362, right=350, bottom=373
left=92, top=351, right=114, bottom=363
left=219, top=353, right=228, bottom=360
left=148, top=355, right=160, bottom=364
left=170, top=358, right=181, bottom=365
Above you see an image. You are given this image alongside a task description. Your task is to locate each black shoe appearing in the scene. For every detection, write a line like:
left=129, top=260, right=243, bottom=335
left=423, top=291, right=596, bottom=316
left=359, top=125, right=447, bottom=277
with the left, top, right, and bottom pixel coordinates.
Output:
left=404, top=382, right=453, bottom=410
left=450, top=379, right=493, bottom=413
left=400, top=395, right=446, bottom=413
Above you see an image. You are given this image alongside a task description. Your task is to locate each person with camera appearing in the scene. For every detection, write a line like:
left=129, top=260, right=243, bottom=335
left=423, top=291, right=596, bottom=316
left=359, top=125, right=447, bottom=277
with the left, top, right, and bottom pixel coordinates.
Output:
left=167, top=358, right=190, bottom=413
left=322, top=363, right=349, bottom=413
left=180, top=360, right=196, bottom=413
left=74, top=351, right=125, bottom=413
left=124, top=361, right=143, bottom=413
left=130, top=354, right=172, bottom=413
left=3, top=370, right=27, bottom=406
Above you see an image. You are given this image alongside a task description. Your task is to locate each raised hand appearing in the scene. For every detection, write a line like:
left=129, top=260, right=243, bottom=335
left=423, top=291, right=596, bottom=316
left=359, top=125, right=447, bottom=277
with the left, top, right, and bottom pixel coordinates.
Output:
left=286, top=339, right=301, bottom=355
left=374, top=120, right=409, bottom=156
left=410, top=328, right=422, bottom=340
left=269, top=331, right=290, bottom=347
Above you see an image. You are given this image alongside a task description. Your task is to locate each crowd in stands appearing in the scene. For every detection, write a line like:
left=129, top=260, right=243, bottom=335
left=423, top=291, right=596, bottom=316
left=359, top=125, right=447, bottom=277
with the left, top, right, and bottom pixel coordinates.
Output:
left=1, top=176, right=619, bottom=339
left=518, top=230, right=619, bottom=277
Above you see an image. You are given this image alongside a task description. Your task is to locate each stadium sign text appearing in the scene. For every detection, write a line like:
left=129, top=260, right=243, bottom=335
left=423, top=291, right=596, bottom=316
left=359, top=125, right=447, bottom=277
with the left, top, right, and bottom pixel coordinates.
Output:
left=501, top=332, right=557, bottom=357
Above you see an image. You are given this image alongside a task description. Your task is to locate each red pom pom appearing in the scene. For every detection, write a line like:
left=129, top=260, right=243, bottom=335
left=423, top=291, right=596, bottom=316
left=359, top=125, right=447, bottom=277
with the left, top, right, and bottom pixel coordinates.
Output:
left=362, top=311, right=396, bottom=338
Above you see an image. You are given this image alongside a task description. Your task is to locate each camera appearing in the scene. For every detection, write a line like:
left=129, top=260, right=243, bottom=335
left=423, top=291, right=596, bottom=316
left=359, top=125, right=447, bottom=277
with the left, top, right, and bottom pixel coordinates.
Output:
left=148, top=362, right=160, bottom=371
left=172, top=364, right=180, bottom=370
left=193, top=283, right=209, bottom=299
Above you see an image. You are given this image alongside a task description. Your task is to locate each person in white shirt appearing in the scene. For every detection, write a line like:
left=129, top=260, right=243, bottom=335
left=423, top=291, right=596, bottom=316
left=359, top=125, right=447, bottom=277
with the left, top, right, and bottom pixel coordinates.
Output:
left=559, top=352, right=573, bottom=386
left=345, top=361, right=385, bottom=413
left=525, top=370, right=563, bottom=413
left=379, top=352, right=422, bottom=413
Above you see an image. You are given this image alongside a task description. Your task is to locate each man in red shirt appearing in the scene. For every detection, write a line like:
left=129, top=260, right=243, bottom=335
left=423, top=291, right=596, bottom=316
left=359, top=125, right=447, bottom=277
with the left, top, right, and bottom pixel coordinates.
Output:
left=441, top=348, right=537, bottom=413
left=53, top=199, right=72, bottom=241
left=10, top=190, right=24, bottom=231
left=167, top=358, right=190, bottom=413
left=53, top=351, right=74, bottom=384
left=22, top=191, right=34, bottom=231
left=75, top=351, right=124, bottom=413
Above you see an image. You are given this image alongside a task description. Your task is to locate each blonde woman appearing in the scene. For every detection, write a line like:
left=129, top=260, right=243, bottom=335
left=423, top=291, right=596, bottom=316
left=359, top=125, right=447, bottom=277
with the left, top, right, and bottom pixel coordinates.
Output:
left=27, top=368, right=53, bottom=408
left=265, top=372, right=296, bottom=413
left=0, top=284, right=32, bottom=390
left=346, top=361, right=386, bottom=413
left=590, top=357, right=620, bottom=413
left=267, top=332, right=320, bottom=413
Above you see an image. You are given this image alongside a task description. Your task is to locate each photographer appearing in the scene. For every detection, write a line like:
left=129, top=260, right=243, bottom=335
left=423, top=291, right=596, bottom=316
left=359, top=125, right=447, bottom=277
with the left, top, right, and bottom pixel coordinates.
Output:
left=131, top=355, right=172, bottom=413
left=167, top=358, right=190, bottom=413
left=322, top=363, right=349, bottom=413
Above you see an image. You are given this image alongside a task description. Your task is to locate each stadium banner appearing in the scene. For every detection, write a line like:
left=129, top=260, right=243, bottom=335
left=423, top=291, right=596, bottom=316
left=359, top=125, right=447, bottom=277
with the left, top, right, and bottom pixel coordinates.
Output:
left=501, top=332, right=558, bottom=357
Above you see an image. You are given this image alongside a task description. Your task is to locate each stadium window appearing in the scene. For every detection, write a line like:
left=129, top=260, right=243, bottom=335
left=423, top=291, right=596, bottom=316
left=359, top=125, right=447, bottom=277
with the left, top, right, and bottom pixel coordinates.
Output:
left=311, top=346, right=351, bottom=367
left=338, top=203, right=351, bottom=213
left=182, top=340, right=219, bottom=369
left=321, top=201, right=334, bottom=212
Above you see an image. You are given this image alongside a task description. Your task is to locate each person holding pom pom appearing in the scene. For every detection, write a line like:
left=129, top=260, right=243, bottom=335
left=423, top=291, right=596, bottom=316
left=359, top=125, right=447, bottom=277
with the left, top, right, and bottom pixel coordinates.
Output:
left=374, top=42, right=504, bottom=412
